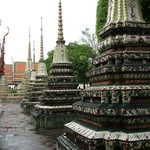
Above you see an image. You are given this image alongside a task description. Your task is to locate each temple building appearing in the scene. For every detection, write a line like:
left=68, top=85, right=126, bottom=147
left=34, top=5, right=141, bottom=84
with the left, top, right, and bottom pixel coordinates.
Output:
left=12, top=62, right=26, bottom=83
left=4, top=62, right=38, bottom=88
left=57, top=0, right=150, bottom=149
left=32, top=0, right=81, bottom=129
left=4, top=64, right=13, bottom=85
left=21, top=17, right=48, bottom=114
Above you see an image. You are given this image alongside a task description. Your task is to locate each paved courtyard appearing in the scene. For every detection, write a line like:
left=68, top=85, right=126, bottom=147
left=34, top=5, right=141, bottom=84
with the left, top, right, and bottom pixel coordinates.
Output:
left=0, top=103, right=64, bottom=150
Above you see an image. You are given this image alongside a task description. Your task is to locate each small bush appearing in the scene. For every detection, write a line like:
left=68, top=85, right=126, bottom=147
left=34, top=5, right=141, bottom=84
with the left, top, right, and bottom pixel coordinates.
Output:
left=10, top=89, right=17, bottom=93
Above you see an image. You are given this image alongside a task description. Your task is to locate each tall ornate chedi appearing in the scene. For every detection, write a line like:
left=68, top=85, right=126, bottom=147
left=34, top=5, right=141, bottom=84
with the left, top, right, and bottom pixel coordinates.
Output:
left=33, top=0, right=80, bottom=129
left=36, top=17, right=48, bottom=78
left=57, top=0, right=150, bottom=149
left=29, top=41, right=36, bottom=82
left=18, top=28, right=33, bottom=98
left=21, top=41, right=37, bottom=112
left=25, top=27, right=33, bottom=80
left=22, top=19, right=48, bottom=114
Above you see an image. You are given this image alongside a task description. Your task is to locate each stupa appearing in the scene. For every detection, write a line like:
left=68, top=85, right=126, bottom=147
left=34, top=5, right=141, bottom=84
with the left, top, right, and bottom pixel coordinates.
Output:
left=25, top=27, right=33, bottom=80
left=57, top=0, right=150, bottom=149
left=22, top=18, right=48, bottom=114
left=21, top=41, right=37, bottom=112
left=26, top=41, right=37, bottom=94
left=32, top=0, right=81, bottom=129
left=18, top=28, right=33, bottom=95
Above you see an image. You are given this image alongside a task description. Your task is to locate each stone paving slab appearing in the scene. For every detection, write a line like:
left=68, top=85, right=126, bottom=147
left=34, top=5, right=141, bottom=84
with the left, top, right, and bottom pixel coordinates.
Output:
left=0, top=103, right=64, bottom=150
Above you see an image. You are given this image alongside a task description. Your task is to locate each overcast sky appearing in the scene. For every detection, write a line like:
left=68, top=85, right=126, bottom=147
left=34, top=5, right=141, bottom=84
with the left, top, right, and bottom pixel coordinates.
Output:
left=0, top=0, right=97, bottom=64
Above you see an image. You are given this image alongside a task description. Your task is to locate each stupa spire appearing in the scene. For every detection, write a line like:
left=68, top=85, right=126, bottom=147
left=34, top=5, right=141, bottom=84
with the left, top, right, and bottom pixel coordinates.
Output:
left=52, top=0, right=69, bottom=63
left=36, top=17, right=48, bottom=76
left=29, top=41, right=36, bottom=81
left=28, top=27, right=31, bottom=60
left=39, top=17, right=44, bottom=62
left=57, top=0, right=65, bottom=43
left=32, top=41, right=36, bottom=71
left=105, top=0, right=145, bottom=26
left=25, top=27, right=32, bottom=73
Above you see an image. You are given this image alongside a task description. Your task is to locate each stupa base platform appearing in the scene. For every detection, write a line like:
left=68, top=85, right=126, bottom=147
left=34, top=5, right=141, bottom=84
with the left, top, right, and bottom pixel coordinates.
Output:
left=57, top=135, right=80, bottom=150
left=21, top=101, right=41, bottom=115
left=57, top=121, right=150, bottom=150
left=31, top=105, right=78, bottom=129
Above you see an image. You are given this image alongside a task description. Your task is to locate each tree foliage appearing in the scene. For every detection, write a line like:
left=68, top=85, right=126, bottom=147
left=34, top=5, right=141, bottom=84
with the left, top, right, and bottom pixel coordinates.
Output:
left=96, top=0, right=150, bottom=40
left=96, top=0, right=108, bottom=42
left=141, top=0, right=150, bottom=22
left=67, top=42, right=94, bottom=86
left=45, top=50, right=54, bottom=73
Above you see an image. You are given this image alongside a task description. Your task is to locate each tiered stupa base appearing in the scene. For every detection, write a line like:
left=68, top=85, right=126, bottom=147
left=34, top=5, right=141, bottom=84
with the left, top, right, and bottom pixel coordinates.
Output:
left=0, top=75, right=9, bottom=102
left=31, top=61, right=81, bottom=129
left=32, top=104, right=77, bottom=129
left=22, top=76, right=47, bottom=115
left=57, top=120, right=150, bottom=150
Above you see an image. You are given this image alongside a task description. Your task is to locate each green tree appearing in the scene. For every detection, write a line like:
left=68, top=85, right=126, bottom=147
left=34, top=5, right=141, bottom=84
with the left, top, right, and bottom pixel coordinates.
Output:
left=67, top=42, right=94, bottom=88
left=141, top=0, right=150, bottom=22
left=96, top=0, right=108, bottom=42
left=45, top=50, right=54, bottom=73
